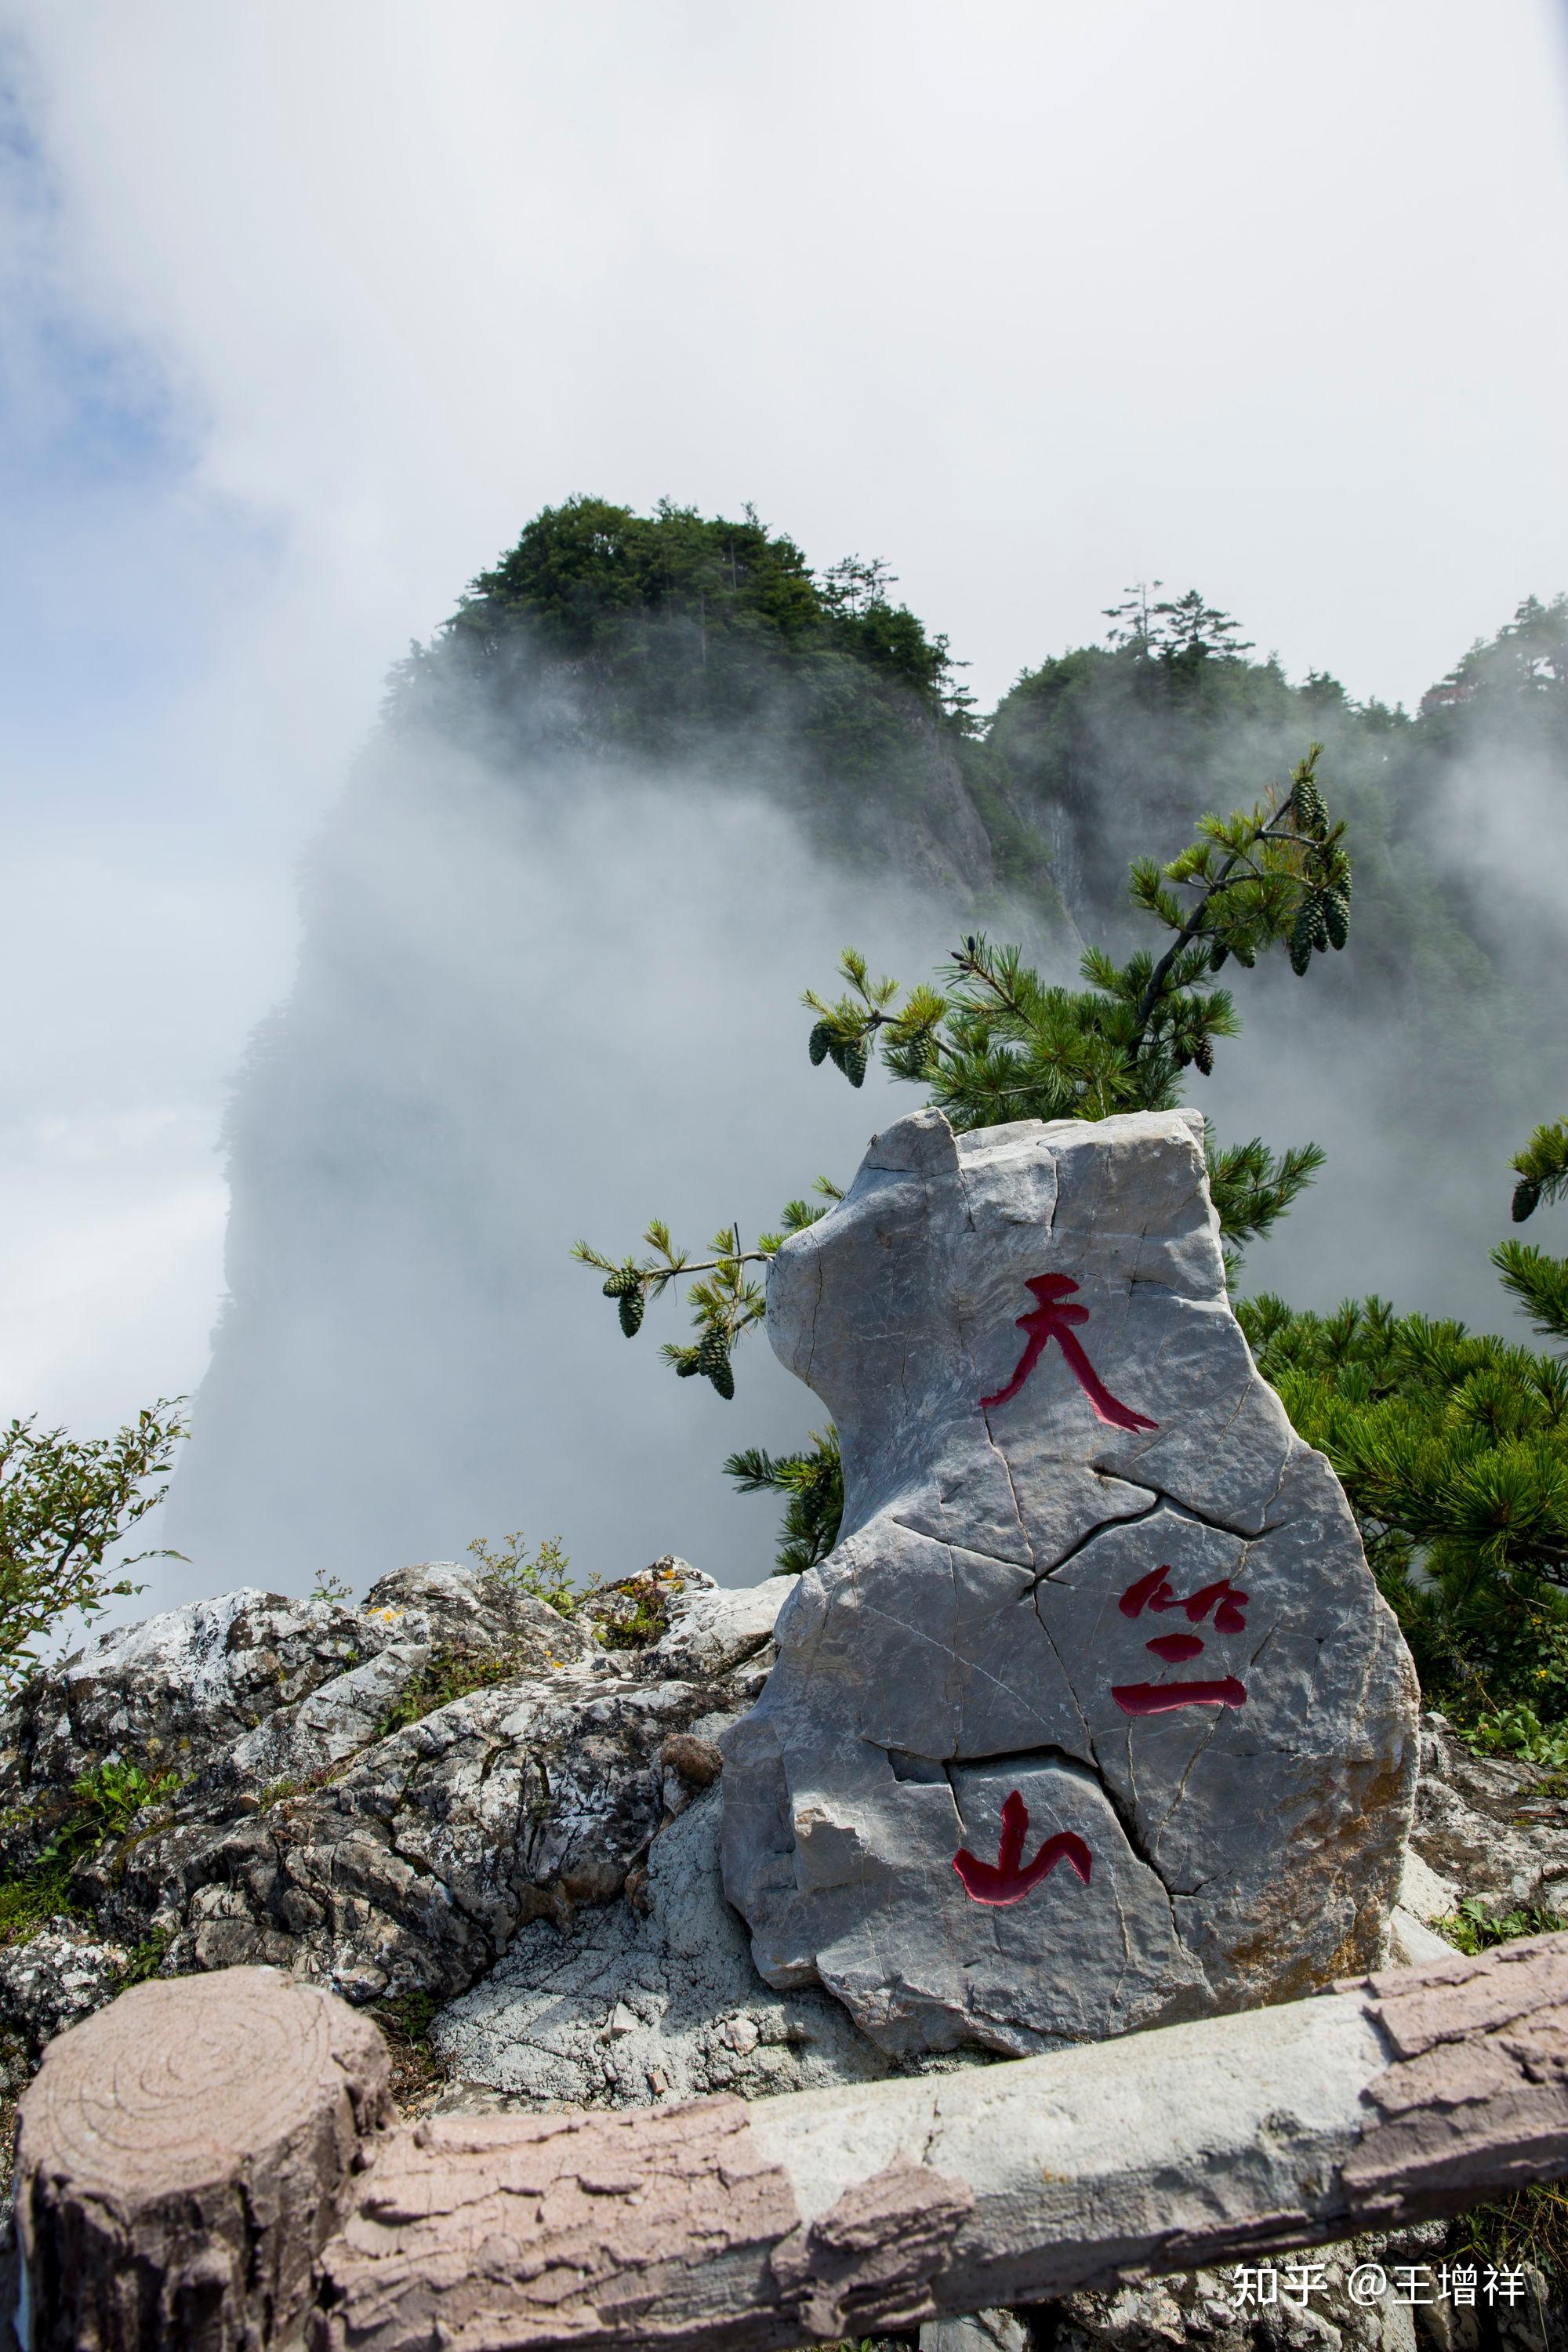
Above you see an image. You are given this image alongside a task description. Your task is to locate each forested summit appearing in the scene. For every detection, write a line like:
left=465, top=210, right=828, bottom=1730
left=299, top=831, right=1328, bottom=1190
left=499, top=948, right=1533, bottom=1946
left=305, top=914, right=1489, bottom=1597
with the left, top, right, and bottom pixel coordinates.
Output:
left=452, top=496, right=964, bottom=706
left=382, top=501, right=1566, bottom=1149
left=387, top=497, right=1564, bottom=965
left=383, top=496, right=1017, bottom=900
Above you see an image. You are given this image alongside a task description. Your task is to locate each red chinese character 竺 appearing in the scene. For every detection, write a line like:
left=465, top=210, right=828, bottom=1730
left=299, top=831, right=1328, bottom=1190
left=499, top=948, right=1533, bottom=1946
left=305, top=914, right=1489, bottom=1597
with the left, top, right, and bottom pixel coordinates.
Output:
left=980, top=1274, right=1157, bottom=1434
left=953, top=1790, right=1093, bottom=1907
left=1112, top=1566, right=1250, bottom=1715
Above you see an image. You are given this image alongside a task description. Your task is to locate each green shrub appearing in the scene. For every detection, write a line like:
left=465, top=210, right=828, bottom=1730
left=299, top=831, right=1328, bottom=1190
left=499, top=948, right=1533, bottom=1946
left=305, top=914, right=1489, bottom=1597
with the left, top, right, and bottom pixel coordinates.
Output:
left=467, top=1530, right=590, bottom=1617
left=1436, top=1896, right=1566, bottom=1956
left=0, top=1404, right=185, bottom=1697
left=0, top=1761, right=181, bottom=1947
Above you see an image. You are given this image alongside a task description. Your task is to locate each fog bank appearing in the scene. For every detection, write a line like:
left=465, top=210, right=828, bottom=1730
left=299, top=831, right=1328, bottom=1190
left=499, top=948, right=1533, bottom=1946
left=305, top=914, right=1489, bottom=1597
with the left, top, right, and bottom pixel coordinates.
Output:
left=165, top=744, right=954, bottom=1599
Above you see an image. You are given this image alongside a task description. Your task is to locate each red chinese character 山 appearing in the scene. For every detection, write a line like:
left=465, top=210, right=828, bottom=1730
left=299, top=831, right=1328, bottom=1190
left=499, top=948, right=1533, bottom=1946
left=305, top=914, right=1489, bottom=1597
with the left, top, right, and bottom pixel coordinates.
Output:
left=1112, top=1566, right=1249, bottom=1715
left=980, top=1274, right=1157, bottom=1435
left=953, top=1790, right=1092, bottom=1907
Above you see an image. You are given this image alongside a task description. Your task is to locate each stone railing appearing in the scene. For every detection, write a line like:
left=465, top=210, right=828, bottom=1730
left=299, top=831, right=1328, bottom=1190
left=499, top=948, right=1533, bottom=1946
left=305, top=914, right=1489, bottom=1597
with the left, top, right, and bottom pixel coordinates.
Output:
left=10, top=1933, right=1568, bottom=2351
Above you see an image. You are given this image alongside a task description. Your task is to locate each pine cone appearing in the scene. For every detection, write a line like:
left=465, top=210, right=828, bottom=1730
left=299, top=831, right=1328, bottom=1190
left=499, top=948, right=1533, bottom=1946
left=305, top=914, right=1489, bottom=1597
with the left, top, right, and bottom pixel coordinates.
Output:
left=1288, top=897, right=1319, bottom=974
left=1323, top=888, right=1350, bottom=950
left=696, top=1327, right=735, bottom=1399
left=843, top=1036, right=869, bottom=1088
left=618, top=1289, right=644, bottom=1338
left=601, top=1269, right=637, bottom=1298
left=1208, top=939, right=1229, bottom=973
left=1194, top=1036, right=1214, bottom=1076
left=808, top=1020, right=833, bottom=1067
left=1513, top=1178, right=1543, bottom=1224
left=1292, top=777, right=1328, bottom=838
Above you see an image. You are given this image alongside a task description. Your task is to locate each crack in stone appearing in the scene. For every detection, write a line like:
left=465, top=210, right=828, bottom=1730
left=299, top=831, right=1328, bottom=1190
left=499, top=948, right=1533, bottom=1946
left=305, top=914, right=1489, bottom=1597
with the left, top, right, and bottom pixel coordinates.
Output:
left=985, top=1437, right=1036, bottom=1572
left=885, top=1516, right=1029, bottom=1577
left=1029, top=1588, right=1095, bottom=1759
left=1022, top=1494, right=1163, bottom=1589
left=1029, top=1486, right=1272, bottom=1590
left=935, top=1740, right=1101, bottom=1778
left=1258, top=1441, right=1294, bottom=1530
left=1091, top=1755, right=1181, bottom=1938
left=940, top=1542, right=960, bottom=1740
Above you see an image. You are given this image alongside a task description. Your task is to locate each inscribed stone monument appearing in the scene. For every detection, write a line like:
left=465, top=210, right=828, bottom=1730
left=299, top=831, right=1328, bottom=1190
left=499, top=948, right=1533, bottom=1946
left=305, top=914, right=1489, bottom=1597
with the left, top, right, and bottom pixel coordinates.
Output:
left=720, top=1107, right=1420, bottom=2055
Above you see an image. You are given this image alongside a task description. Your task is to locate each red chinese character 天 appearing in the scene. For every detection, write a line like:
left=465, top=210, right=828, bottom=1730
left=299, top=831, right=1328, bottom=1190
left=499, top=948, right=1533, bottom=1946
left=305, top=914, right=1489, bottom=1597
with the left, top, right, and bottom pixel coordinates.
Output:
left=953, top=1790, right=1093, bottom=1907
left=1112, top=1566, right=1249, bottom=1715
left=980, top=1274, right=1158, bottom=1434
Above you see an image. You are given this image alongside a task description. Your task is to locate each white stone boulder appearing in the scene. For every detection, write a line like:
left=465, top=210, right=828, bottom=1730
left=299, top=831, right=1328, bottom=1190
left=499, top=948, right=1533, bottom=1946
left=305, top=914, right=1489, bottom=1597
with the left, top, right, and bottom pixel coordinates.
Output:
left=720, top=1107, right=1421, bottom=2056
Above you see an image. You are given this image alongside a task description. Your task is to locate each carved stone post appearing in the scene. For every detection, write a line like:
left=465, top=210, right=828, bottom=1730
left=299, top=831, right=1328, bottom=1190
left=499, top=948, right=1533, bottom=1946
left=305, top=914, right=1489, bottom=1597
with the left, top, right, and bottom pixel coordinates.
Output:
left=13, top=1965, right=390, bottom=2352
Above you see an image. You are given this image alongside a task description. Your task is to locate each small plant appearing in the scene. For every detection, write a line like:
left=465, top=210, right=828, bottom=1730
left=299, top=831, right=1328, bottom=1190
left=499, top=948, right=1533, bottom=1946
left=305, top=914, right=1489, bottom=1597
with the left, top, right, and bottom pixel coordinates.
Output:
left=77, top=1761, right=180, bottom=1840
left=113, top=1926, right=173, bottom=1990
left=1435, top=1896, right=1566, bottom=1956
left=1462, top=1703, right=1568, bottom=1772
left=0, top=1759, right=181, bottom=1946
left=257, top=1762, right=344, bottom=1809
left=1451, top=2185, right=1568, bottom=2287
left=372, top=1988, right=443, bottom=2103
left=467, top=1530, right=590, bottom=1617
left=373, top=1649, right=519, bottom=1739
left=374, top=1987, right=438, bottom=2044
left=311, top=1570, right=355, bottom=1606
left=587, top=1570, right=675, bottom=1651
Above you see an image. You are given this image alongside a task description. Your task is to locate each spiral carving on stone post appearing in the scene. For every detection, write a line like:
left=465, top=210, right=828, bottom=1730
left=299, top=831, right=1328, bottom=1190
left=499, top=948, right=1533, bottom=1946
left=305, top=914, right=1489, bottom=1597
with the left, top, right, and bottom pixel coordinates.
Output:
left=15, top=1965, right=390, bottom=2352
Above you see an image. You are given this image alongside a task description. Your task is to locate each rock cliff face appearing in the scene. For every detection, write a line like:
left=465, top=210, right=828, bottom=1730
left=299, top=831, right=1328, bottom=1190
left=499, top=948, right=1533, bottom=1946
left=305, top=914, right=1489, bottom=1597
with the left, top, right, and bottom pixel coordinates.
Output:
left=720, top=1108, right=1421, bottom=2056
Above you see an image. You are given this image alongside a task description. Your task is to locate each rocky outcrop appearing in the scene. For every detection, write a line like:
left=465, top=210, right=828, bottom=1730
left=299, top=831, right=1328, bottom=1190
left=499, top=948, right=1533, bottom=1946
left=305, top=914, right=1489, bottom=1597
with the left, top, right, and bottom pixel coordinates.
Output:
left=432, top=1786, right=899, bottom=2108
left=0, top=1555, right=1551, bottom=2094
left=0, top=1559, right=779, bottom=2029
left=721, top=1108, right=1421, bottom=2056
left=1410, top=1716, right=1568, bottom=1918
left=0, top=1546, right=1559, bottom=2347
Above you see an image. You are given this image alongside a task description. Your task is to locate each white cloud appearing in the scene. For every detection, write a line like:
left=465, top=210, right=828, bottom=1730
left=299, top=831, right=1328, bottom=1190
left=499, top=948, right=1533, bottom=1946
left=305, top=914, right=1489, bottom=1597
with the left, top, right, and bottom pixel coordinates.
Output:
left=16, top=0, right=1568, bottom=710
left=3, top=0, right=1567, bottom=1582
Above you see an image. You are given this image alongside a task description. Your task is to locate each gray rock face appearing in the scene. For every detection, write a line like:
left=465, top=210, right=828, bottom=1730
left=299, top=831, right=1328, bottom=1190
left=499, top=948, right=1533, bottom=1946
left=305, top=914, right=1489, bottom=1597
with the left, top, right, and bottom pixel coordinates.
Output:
left=432, top=1785, right=895, bottom=2108
left=0, top=1560, right=780, bottom=2013
left=1410, top=1714, right=1568, bottom=1918
left=720, top=1107, right=1421, bottom=2056
left=0, top=1927, right=132, bottom=2061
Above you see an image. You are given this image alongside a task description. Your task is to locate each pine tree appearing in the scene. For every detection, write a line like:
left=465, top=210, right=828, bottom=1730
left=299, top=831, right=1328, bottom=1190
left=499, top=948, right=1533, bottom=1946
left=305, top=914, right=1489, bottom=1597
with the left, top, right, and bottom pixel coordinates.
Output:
left=1236, top=1132, right=1568, bottom=1753
left=722, top=1432, right=844, bottom=1573
left=575, top=752, right=1349, bottom=1569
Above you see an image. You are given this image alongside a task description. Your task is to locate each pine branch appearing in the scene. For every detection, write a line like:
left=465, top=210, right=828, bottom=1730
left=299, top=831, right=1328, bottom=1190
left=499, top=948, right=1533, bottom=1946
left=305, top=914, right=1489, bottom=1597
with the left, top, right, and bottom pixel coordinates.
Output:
left=1509, top=1119, right=1568, bottom=1222
left=1494, top=1241, right=1568, bottom=1346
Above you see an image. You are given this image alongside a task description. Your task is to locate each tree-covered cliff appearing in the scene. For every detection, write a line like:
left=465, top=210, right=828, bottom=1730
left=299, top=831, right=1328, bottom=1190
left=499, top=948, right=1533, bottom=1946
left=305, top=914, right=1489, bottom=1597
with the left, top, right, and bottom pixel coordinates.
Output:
left=171, top=499, right=1568, bottom=1597
left=383, top=495, right=1044, bottom=909
left=390, top=501, right=1565, bottom=1091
